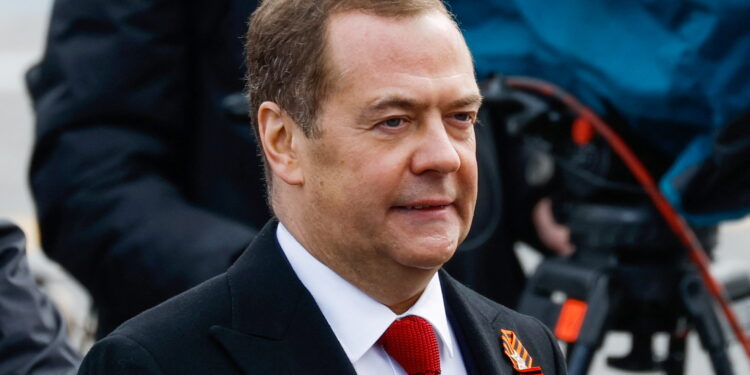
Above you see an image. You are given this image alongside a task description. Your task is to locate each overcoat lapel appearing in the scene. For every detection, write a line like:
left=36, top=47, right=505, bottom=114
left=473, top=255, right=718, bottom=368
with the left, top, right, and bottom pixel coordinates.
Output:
left=441, top=271, right=517, bottom=375
left=210, top=220, right=356, bottom=375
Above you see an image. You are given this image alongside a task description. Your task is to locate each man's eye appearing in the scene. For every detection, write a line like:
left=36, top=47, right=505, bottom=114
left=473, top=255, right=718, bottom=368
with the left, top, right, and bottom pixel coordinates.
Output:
left=453, top=113, right=472, bottom=122
left=382, top=118, right=404, bottom=128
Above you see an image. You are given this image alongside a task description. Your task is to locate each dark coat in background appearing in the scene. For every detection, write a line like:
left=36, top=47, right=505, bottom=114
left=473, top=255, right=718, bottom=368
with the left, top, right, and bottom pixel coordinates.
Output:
left=78, top=221, right=566, bottom=375
left=0, top=220, right=80, bottom=375
left=28, top=0, right=537, bottom=335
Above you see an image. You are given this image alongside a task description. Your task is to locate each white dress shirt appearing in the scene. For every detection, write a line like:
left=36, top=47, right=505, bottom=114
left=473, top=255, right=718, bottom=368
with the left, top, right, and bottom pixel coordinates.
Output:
left=277, top=223, right=468, bottom=375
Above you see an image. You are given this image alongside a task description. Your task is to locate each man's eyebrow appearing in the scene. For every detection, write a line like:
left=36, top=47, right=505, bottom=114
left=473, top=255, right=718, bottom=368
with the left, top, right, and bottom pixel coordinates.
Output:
left=360, top=93, right=483, bottom=119
left=447, top=93, right=483, bottom=109
left=356, top=96, right=424, bottom=124
left=365, top=96, right=425, bottom=113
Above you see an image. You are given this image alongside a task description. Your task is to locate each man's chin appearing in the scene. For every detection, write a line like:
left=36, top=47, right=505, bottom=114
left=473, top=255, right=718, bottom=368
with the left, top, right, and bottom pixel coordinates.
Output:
left=394, top=245, right=457, bottom=271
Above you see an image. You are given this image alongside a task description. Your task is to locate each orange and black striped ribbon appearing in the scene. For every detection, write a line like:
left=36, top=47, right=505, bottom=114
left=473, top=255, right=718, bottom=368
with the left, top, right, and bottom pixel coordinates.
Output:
left=500, top=329, right=544, bottom=375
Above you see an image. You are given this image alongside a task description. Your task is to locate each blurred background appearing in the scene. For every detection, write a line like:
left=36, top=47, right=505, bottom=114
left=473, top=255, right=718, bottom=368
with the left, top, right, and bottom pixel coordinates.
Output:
left=1, top=1, right=748, bottom=374
left=1, top=1, right=48, bottom=245
left=1, top=0, right=96, bottom=353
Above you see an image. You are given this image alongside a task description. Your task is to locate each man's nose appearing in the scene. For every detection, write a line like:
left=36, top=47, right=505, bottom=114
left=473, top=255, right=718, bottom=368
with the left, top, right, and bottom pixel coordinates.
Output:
left=410, top=120, right=462, bottom=175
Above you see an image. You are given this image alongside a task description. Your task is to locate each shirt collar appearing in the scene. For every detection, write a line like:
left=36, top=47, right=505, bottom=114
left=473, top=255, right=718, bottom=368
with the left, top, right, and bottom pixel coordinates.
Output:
left=276, top=222, right=456, bottom=363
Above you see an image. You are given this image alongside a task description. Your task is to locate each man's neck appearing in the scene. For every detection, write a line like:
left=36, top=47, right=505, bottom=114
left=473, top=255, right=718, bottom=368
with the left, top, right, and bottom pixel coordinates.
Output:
left=339, top=264, right=436, bottom=312
left=278, top=218, right=438, bottom=312
left=388, top=292, right=424, bottom=314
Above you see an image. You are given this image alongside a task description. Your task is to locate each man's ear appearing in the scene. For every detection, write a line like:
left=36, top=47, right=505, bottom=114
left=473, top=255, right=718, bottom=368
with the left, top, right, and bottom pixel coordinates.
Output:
left=257, top=101, right=304, bottom=185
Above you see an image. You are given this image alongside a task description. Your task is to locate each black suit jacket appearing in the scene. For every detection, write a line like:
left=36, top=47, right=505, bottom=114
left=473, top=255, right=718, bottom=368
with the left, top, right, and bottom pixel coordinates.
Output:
left=78, top=221, right=565, bottom=374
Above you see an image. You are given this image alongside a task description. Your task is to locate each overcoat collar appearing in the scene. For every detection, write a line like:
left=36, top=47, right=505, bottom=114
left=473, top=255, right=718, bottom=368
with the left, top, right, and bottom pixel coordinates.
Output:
left=210, top=220, right=356, bottom=375
left=440, top=271, right=517, bottom=374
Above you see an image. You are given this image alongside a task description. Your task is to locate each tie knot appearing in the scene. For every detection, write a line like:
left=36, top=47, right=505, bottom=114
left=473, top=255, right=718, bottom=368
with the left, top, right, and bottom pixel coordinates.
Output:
left=378, top=316, right=441, bottom=375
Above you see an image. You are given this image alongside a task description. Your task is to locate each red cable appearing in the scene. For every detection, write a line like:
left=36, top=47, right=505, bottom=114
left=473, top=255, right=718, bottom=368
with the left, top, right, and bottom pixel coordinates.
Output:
left=505, top=76, right=750, bottom=360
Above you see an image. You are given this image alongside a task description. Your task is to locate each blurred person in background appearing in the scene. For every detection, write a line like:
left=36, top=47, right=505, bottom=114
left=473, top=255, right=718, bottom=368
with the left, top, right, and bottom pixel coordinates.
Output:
left=27, top=0, right=566, bottom=337
left=27, top=0, right=268, bottom=336
left=0, top=220, right=80, bottom=375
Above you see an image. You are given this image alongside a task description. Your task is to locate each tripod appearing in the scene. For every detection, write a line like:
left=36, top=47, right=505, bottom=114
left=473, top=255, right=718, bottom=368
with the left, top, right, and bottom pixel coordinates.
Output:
left=518, top=203, right=734, bottom=375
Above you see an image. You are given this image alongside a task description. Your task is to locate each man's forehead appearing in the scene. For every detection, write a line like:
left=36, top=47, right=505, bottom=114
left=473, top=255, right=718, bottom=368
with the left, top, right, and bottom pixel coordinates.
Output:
left=325, top=10, right=472, bottom=79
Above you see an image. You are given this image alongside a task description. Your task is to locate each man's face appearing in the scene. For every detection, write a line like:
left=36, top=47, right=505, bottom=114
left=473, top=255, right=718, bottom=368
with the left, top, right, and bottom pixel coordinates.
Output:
left=293, top=10, right=479, bottom=279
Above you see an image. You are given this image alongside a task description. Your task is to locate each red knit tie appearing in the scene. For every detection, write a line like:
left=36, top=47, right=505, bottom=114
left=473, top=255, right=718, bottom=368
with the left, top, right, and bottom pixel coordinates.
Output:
left=378, top=316, right=441, bottom=375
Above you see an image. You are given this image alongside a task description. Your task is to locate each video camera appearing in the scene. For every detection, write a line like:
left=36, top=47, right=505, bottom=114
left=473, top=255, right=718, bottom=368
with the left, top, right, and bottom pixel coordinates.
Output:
left=479, top=76, right=750, bottom=375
